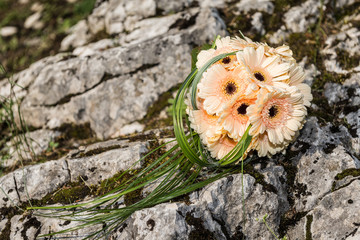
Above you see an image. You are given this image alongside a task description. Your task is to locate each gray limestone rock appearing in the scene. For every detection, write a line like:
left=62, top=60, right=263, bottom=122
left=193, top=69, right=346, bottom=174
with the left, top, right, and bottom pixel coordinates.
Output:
left=67, top=141, right=148, bottom=185
left=236, top=0, right=274, bottom=14
left=19, top=7, right=226, bottom=139
left=294, top=145, right=359, bottom=212
left=155, top=0, right=195, bottom=14
left=284, top=0, right=323, bottom=33
left=3, top=129, right=61, bottom=168
left=0, top=173, right=20, bottom=208
left=288, top=180, right=360, bottom=240
left=13, top=159, right=70, bottom=202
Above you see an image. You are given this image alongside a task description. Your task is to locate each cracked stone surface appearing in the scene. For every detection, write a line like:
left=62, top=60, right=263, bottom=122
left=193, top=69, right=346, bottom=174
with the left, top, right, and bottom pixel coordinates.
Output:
left=3, top=129, right=61, bottom=168
left=13, top=7, right=226, bottom=139
left=288, top=180, right=360, bottom=240
left=1, top=0, right=360, bottom=239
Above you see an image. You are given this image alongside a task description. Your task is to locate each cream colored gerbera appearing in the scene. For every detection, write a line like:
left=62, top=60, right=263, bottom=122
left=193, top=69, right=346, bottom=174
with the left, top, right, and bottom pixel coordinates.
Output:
left=197, top=64, right=250, bottom=115
left=237, top=46, right=291, bottom=91
left=247, top=87, right=307, bottom=145
left=207, top=133, right=238, bottom=160
left=196, top=36, right=241, bottom=70
left=230, top=36, right=259, bottom=50
left=220, top=96, right=256, bottom=140
left=289, top=63, right=313, bottom=107
left=252, top=132, right=285, bottom=157
left=264, top=44, right=295, bottom=63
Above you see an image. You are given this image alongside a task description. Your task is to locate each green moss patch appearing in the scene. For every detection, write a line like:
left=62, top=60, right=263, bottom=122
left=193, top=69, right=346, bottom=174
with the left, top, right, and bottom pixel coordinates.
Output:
left=335, top=168, right=360, bottom=181
left=305, top=214, right=313, bottom=240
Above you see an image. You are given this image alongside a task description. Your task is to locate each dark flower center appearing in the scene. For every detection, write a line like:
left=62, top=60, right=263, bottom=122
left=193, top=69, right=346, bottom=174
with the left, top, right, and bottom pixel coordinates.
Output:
left=222, top=56, right=231, bottom=64
left=225, top=82, right=237, bottom=95
left=268, top=106, right=278, bottom=118
left=254, top=72, right=265, bottom=81
left=237, top=103, right=249, bottom=115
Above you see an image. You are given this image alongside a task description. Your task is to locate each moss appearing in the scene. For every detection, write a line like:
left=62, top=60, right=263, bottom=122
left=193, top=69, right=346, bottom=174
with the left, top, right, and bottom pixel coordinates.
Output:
left=185, top=211, right=217, bottom=240
left=334, top=168, right=360, bottom=181
left=77, top=145, right=122, bottom=158
left=57, top=122, right=95, bottom=140
left=33, top=176, right=96, bottom=206
left=20, top=216, right=41, bottom=240
left=0, top=206, right=23, bottom=240
left=335, top=48, right=359, bottom=70
left=278, top=211, right=308, bottom=238
left=262, top=0, right=306, bottom=35
left=331, top=1, right=360, bottom=23
left=140, top=84, right=182, bottom=131
left=305, top=215, right=313, bottom=240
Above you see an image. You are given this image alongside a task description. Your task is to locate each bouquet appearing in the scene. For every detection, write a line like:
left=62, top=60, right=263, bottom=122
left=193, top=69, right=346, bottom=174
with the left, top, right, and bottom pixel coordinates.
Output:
left=29, top=34, right=312, bottom=239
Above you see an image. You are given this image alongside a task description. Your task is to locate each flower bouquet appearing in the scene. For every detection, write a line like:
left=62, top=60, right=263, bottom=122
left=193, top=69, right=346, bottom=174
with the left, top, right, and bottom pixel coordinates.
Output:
left=29, top=34, right=312, bottom=239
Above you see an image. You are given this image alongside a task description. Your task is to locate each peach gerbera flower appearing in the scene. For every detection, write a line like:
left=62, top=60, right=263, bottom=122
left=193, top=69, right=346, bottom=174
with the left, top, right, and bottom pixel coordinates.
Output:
left=237, top=46, right=291, bottom=91
left=197, top=64, right=250, bottom=115
left=207, top=133, right=238, bottom=160
left=196, top=36, right=241, bottom=70
left=247, top=87, right=307, bottom=145
left=219, top=96, right=256, bottom=141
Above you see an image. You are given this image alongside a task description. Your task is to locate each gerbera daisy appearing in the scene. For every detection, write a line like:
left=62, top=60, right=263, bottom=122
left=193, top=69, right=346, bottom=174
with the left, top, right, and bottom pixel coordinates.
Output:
left=196, top=36, right=241, bottom=70
left=219, top=96, right=256, bottom=141
left=197, top=64, right=250, bottom=115
left=264, top=44, right=295, bottom=63
left=247, top=87, right=307, bottom=145
left=237, top=46, right=291, bottom=91
left=252, top=132, right=285, bottom=157
left=289, top=63, right=313, bottom=107
left=187, top=103, right=222, bottom=136
left=207, top=133, right=238, bottom=160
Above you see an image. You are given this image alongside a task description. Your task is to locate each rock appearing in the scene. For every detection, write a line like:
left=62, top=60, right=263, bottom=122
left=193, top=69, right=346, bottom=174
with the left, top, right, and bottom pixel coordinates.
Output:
left=19, top=7, right=227, bottom=139
left=115, top=172, right=287, bottom=240
left=67, top=141, right=148, bottom=185
left=60, top=20, right=92, bottom=51
left=236, top=0, right=274, bottom=14
left=30, top=2, right=44, bottom=12
left=104, top=1, right=126, bottom=35
left=87, top=1, right=109, bottom=35
left=24, top=12, right=44, bottom=30
left=294, top=145, right=359, bottom=212
left=155, top=0, right=195, bottom=14
left=0, top=26, right=18, bottom=37
left=251, top=12, right=265, bottom=35
left=288, top=180, right=360, bottom=240
left=267, top=26, right=290, bottom=45
left=3, top=129, right=61, bottom=168
left=114, top=203, right=191, bottom=240
left=0, top=173, right=20, bottom=208
left=123, top=0, right=156, bottom=19
left=72, top=39, right=119, bottom=57
left=322, top=20, right=360, bottom=74
left=13, top=159, right=70, bottom=201
left=284, top=0, right=323, bottom=33
left=117, top=122, right=145, bottom=137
